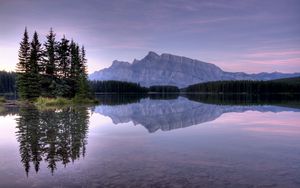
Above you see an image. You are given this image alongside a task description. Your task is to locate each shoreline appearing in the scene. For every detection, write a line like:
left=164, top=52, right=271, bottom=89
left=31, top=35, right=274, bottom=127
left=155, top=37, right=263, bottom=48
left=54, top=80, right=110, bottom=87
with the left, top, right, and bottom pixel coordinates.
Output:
left=0, top=97, right=99, bottom=108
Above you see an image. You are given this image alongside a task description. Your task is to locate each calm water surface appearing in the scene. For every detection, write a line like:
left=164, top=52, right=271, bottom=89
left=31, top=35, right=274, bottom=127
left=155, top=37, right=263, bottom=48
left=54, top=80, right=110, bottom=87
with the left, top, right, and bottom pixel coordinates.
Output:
left=0, top=96, right=300, bottom=188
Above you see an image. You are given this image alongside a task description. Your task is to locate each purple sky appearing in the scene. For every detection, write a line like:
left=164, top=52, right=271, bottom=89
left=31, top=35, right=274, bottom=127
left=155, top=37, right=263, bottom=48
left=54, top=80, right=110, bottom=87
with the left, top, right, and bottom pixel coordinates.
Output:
left=0, top=0, right=300, bottom=73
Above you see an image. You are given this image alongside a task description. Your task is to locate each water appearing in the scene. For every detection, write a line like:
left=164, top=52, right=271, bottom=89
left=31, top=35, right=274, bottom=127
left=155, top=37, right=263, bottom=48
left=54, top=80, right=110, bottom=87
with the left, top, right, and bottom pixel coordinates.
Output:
left=0, top=95, right=300, bottom=188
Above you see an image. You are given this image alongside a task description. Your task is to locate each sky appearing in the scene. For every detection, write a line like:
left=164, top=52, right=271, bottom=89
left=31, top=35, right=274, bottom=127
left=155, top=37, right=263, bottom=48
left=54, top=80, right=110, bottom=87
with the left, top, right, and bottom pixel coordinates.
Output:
left=0, top=0, right=300, bottom=74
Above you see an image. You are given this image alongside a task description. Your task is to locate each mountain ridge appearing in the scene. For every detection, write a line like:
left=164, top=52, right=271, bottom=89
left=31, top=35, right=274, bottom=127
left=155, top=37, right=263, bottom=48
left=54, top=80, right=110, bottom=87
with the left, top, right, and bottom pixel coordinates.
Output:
left=89, top=51, right=300, bottom=87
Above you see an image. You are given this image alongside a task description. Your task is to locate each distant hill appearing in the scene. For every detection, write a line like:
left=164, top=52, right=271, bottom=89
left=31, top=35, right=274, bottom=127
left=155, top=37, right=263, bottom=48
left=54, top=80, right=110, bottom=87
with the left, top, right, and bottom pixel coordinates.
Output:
left=89, top=51, right=300, bottom=87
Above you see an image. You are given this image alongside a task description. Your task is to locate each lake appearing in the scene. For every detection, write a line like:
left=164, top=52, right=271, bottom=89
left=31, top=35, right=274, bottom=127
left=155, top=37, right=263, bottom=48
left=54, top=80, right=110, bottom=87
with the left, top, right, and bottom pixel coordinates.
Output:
left=0, top=95, right=300, bottom=188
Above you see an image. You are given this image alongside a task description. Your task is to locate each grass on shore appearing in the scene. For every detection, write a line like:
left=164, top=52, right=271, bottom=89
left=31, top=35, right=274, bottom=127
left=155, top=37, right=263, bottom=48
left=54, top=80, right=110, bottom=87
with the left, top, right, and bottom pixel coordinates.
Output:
left=34, top=96, right=99, bottom=107
left=35, top=97, right=72, bottom=106
left=0, top=97, right=6, bottom=104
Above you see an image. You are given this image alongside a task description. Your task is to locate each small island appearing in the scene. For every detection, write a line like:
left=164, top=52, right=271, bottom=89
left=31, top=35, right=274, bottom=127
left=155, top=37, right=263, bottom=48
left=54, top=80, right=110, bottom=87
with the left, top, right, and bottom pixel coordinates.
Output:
left=13, top=28, right=97, bottom=107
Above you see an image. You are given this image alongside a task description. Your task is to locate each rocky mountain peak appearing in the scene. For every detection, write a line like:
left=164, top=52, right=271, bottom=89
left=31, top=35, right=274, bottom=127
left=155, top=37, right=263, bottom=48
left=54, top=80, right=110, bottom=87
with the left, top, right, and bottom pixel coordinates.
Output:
left=144, top=51, right=160, bottom=60
left=89, top=51, right=300, bottom=87
left=111, top=60, right=130, bottom=68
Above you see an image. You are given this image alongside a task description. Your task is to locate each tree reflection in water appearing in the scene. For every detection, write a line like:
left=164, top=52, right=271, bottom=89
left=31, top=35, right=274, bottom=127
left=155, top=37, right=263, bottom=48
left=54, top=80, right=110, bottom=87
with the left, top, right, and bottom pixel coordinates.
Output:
left=15, top=106, right=89, bottom=176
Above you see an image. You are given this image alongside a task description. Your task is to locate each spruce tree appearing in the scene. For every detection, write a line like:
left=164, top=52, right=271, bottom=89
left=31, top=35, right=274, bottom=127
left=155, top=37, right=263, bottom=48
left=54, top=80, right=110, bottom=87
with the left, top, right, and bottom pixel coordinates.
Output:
left=30, top=32, right=43, bottom=74
left=27, top=31, right=42, bottom=99
left=76, top=46, right=90, bottom=99
left=57, top=36, right=70, bottom=78
left=69, top=40, right=78, bottom=79
left=55, top=36, right=72, bottom=97
left=80, top=46, right=87, bottom=77
left=16, top=28, right=31, bottom=99
left=44, top=28, right=58, bottom=76
left=69, top=41, right=81, bottom=97
left=42, top=28, right=58, bottom=97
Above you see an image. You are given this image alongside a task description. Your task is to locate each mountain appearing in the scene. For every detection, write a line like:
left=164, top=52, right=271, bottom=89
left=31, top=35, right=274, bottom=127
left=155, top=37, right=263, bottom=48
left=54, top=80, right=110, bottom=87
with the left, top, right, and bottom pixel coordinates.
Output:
left=89, top=51, right=300, bottom=88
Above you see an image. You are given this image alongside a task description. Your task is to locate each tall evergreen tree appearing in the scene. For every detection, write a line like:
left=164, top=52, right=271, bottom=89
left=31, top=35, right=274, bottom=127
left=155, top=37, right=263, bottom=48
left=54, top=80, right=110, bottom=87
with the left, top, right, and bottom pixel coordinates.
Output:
left=75, top=45, right=90, bottom=98
left=69, top=40, right=78, bottom=79
left=16, top=28, right=31, bottom=99
left=53, top=35, right=72, bottom=97
left=30, top=31, right=43, bottom=74
left=69, top=41, right=82, bottom=96
left=27, top=31, right=43, bottom=99
left=41, top=28, right=59, bottom=97
left=80, top=46, right=87, bottom=77
left=57, top=36, right=70, bottom=78
left=44, top=28, right=58, bottom=76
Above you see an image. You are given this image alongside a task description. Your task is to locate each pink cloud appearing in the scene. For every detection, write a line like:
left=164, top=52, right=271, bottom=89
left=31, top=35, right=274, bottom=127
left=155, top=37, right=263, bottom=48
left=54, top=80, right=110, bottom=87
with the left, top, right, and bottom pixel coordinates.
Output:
left=246, top=50, right=300, bottom=58
left=212, top=58, right=300, bottom=73
left=211, top=49, right=300, bottom=73
left=245, top=58, right=300, bottom=66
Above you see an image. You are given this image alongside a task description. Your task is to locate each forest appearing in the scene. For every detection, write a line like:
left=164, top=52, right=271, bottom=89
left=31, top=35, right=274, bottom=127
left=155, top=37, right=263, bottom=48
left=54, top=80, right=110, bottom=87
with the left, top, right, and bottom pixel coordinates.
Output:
left=184, top=79, right=300, bottom=94
left=0, top=71, right=16, bottom=93
left=89, top=80, right=180, bottom=93
left=15, top=28, right=90, bottom=100
left=89, top=80, right=148, bottom=93
left=149, top=85, right=180, bottom=93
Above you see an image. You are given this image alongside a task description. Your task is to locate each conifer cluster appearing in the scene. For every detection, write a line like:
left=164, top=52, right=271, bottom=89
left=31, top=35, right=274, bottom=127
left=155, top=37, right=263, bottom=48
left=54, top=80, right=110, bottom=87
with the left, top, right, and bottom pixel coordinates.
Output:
left=0, top=71, right=16, bottom=93
left=16, top=28, right=90, bottom=100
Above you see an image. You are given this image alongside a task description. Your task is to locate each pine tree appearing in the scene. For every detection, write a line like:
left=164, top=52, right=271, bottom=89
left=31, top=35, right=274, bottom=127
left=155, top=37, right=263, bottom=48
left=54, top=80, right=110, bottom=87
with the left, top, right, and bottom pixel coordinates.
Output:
left=30, top=31, right=43, bottom=74
left=57, top=36, right=70, bottom=78
left=80, top=45, right=88, bottom=77
left=75, top=45, right=90, bottom=99
left=44, top=28, right=58, bottom=76
left=53, top=36, right=72, bottom=97
left=16, top=28, right=31, bottom=99
left=27, top=31, right=42, bottom=99
left=41, top=28, right=59, bottom=97
left=69, top=40, right=78, bottom=79
left=68, top=41, right=82, bottom=97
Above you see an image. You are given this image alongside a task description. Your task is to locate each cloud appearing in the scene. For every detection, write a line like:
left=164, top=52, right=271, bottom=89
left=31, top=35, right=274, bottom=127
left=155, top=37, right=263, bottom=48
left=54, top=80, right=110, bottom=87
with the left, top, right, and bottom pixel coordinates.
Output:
left=244, top=58, right=300, bottom=66
left=246, top=50, right=300, bottom=58
left=211, top=57, right=300, bottom=73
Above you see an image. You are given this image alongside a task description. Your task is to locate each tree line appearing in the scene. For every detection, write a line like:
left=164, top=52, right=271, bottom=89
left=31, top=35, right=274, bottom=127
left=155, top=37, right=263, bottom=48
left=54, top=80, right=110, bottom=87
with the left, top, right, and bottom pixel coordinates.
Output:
left=16, top=28, right=90, bottom=100
left=149, top=85, right=180, bottom=93
left=89, top=80, right=182, bottom=93
left=184, top=80, right=300, bottom=93
left=0, top=71, right=16, bottom=93
left=89, top=80, right=149, bottom=93
left=184, top=93, right=300, bottom=106
left=89, top=79, right=300, bottom=94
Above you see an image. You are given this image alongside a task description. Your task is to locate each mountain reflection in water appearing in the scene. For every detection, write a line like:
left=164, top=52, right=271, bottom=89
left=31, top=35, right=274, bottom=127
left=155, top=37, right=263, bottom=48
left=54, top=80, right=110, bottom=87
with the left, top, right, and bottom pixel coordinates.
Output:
left=94, top=95, right=300, bottom=133
left=1, top=94, right=299, bottom=177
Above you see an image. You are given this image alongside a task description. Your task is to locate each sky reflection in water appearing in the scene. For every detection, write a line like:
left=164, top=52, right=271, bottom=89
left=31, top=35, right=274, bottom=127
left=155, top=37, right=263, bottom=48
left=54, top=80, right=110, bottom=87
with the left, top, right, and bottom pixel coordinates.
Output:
left=0, top=96, right=300, bottom=188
